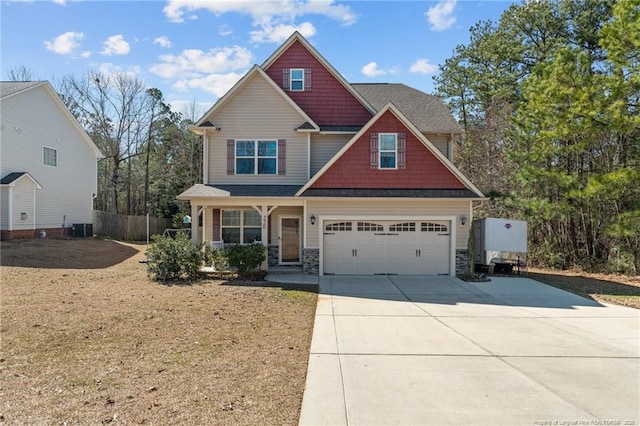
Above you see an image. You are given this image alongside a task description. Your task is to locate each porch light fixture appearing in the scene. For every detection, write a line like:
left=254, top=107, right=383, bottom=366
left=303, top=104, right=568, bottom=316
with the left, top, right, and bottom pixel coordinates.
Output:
left=460, top=214, right=467, bottom=226
left=310, top=214, right=316, bottom=225
left=21, top=212, right=27, bottom=220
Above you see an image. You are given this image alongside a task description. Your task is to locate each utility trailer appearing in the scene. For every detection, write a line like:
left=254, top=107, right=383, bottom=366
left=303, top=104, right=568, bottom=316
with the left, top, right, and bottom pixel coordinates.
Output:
left=473, top=218, right=527, bottom=275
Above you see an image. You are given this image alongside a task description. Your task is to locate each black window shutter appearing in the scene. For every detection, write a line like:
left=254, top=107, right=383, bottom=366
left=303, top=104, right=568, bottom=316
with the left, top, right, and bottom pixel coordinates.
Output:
left=370, top=132, right=378, bottom=169
left=227, top=139, right=235, bottom=175
left=398, top=132, right=406, bottom=169
left=278, top=139, right=286, bottom=175
left=282, top=69, right=290, bottom=90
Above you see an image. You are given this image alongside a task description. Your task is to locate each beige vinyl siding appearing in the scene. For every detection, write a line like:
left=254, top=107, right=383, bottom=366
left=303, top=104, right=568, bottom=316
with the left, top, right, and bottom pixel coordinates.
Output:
left=305, top=199, right=471, bottom=249
left=270, top=206, right=303, bottom=242
left=0, top=85, right=98, bottom=229
left=310, top=134, right=350, bottom=176
left=205, top=74, right=308, bottom=185
left=11, top=178, right=35, bottom=230
left=424, top=133, right=449, bottom=160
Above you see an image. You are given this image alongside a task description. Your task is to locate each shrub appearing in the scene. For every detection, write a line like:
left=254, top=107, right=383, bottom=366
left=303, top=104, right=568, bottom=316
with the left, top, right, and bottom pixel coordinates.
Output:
left=225, top=244, right=266, bottom=274
left=203, top=245, right=228, bottom=271
left=146, top=233, right=202, bottom=281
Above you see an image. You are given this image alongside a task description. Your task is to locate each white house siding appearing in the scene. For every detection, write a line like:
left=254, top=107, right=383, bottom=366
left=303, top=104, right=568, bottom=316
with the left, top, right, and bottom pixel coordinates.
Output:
left=310, top=134, right=350, bottom=176
left=424, top=133, right=450, bottom=160
left=0, top=85, right=98, bottom=229
left=305, top=199, right=471, bottom=249
left=205, top=74, right=309, bottom=185
left=10, top=178, right=35, bottom=230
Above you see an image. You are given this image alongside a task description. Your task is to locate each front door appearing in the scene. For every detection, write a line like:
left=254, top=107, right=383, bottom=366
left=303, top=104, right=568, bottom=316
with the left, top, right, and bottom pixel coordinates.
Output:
left=279, top=216, right=301, bottom=264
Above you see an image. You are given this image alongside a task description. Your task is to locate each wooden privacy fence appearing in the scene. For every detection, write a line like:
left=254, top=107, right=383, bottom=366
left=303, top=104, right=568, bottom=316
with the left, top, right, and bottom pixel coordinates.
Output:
left=92, top=211, right=172, bottom=241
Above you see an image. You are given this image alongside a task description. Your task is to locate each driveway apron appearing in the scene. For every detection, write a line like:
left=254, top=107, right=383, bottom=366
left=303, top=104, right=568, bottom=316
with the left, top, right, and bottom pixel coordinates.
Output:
left=299, top=276, right=639, bottom=425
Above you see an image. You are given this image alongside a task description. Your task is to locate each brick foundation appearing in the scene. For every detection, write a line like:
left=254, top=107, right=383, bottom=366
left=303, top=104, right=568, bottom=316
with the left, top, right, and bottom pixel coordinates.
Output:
left=303, top=248, right=319, bottom=275
left=0, top=227, right=73, bottom=241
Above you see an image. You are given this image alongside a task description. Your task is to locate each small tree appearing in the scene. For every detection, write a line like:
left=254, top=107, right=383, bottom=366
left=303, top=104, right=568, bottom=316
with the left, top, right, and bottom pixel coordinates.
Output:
left=146, top=233, right=202, bottom=280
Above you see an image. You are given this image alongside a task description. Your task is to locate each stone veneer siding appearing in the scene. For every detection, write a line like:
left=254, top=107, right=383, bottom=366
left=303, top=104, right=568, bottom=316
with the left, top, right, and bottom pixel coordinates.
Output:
left=456, top=249, right=469, bottom=275
left=268, top=245, right=279, bottom=266
left=303, top=248, right=319, bottom=275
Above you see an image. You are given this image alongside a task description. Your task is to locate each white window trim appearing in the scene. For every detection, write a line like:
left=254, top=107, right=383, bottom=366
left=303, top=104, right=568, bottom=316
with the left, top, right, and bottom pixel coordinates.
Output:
left=43, top=146, right=58, bottom=167
left=378, top=133, right=397, bottom=170
left=221, top=209, right=262, bottom=244
left=290, top=68, right=305, bottom=92
left=234, top=139, right=278, bottom=175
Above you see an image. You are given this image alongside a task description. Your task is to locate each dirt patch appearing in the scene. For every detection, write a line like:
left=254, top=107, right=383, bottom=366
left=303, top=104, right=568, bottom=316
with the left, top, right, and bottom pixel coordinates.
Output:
left=0, top=238, right=317, bottom=425
left=528, top=268, right=640, bottom=309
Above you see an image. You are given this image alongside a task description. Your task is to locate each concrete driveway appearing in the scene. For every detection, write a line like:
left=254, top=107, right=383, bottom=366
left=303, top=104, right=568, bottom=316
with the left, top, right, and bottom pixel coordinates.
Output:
left=298, top=276, right=639, bottom=425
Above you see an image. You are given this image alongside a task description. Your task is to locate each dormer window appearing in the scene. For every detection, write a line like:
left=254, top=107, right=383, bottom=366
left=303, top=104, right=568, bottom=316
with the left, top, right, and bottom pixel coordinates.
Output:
left=290, top=69, right=305, bottom=91
left=282, top=68, right=311, bottom=91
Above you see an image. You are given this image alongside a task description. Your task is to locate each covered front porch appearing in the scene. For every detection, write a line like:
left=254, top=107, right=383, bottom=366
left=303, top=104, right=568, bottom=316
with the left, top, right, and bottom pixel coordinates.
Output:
left=179, top=184, right=309, bottom=271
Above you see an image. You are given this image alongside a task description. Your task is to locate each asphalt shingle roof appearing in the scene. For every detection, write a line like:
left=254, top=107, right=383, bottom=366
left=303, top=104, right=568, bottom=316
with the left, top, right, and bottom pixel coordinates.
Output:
left=0, top=81, right=42, bottom=99
left=1, top=172, right=28, bottom=185
left=352, top=83, right=463, bottom=134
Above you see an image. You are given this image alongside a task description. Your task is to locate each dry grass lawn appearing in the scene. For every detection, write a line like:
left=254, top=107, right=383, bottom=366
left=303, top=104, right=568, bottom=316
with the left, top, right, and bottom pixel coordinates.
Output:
left=528, top=267, right=640, bottom=309
left=0, top=238, right=317, bottom=425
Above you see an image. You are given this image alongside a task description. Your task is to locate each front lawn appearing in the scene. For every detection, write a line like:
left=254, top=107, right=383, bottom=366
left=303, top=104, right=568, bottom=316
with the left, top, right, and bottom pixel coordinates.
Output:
left=0, top=238, right=317, bottom=425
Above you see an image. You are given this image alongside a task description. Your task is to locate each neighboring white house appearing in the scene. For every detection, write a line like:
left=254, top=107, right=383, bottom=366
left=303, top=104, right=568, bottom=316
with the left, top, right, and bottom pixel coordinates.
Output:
left=0, top=81, right=103, bottom=240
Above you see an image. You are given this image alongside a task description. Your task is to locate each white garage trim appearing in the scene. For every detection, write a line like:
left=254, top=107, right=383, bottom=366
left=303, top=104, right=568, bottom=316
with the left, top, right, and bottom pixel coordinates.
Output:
left=318, top=215, right=457, bottom=276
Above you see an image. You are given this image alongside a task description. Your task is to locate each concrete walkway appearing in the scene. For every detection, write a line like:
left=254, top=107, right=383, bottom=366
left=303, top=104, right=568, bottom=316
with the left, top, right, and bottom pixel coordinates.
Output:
left=298, top=276, right=639, bottom=425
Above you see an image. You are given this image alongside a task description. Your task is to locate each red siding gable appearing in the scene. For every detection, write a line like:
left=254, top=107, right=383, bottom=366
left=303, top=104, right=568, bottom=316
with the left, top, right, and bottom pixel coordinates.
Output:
left=310, top=111, right=467, bottom=189
left=264, top=40, right=372, bottom=126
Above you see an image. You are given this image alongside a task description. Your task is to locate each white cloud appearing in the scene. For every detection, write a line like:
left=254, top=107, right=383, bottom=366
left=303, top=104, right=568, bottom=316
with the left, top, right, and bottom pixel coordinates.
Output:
left=80, top=50, right=91, bottom=58
left=153, top=36, right=172, bottom=48
left=250, top=21, right=316, bottom=43
left=173, top=72, right=245, bottom=98
left=53, top=0, right=67, bottom=5
left=44, top=31, right=84, bottom=55
left=98, top=63, right=141, bottom=79
left=101, top=35, right=131, bottom=56
left=361, top=61, right=399, bottom=78
left=410, top=58, right=438, bottom=75
left=219, top=25, right=233, bottom=36
left=163, top=0, right=356, bottom=43
left=150, top=46, right=253, bottom=79
left=426, top=0, right=457, bottom=31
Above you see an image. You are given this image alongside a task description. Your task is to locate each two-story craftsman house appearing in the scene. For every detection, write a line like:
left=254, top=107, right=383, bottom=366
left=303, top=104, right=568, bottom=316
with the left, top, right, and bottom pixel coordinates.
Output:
left=179, top=32, right=485, bottom=276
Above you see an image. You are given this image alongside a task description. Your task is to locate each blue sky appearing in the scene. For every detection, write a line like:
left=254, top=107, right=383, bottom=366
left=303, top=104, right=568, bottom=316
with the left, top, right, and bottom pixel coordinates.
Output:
left=1, top=0, right=516, bottom=115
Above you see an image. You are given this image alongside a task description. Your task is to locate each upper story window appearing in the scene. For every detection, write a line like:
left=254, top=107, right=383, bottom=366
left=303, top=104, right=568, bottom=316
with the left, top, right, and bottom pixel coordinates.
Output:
left=43, top=146, right=57, bottom=167
left=235, top=140, right=277, bottom=175
left=379, top=133, right=397, bottom=169
left=290, top=69, right=305, bottom=91
left=282, top=68, right=311, bottom=91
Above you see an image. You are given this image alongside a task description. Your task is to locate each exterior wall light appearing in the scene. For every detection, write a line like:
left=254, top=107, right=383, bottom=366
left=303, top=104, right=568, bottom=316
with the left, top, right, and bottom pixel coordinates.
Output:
left=460, top=214, right=467, bottom=226
left=21, top=212, right=28, bottom=220
left=310, top=214, right=316, bottom=225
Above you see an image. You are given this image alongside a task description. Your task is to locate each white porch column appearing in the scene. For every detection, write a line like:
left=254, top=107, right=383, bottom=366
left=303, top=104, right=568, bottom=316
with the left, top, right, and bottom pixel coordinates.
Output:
left=260, top=205, right=269, bottom=271
left=191, top=204, right=198, bottom=245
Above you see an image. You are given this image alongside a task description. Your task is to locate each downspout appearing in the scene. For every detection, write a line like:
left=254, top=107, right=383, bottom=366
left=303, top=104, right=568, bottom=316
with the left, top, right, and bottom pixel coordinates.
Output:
left=202, top=131, right=209, bottom=184
left=8, top=186, right=13, bottom=232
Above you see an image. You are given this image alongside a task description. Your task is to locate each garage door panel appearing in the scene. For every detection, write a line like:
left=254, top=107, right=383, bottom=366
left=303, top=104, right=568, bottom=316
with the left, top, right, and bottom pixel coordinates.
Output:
left=323, top=219, right=451, bottom=276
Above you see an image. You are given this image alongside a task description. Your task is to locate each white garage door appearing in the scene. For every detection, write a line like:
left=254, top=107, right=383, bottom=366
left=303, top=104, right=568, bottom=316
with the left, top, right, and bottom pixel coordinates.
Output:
left=323, top=220, right=451, bottom=275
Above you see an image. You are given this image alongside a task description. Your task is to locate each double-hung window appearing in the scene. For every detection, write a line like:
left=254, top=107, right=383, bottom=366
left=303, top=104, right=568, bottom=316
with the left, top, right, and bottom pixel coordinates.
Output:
left=43, top=146, right=57, bottom=167
left=379, top=133, right=397, bottom=169
left=290, top=69, right=305, bottom=91
left=235, top=140, right=277, bottom=175
left=221, top=210, right=262, bottom=244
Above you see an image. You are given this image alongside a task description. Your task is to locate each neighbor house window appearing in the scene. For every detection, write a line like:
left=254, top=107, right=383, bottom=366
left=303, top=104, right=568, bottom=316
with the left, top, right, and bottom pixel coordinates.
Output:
left=379, top=133, right=397, bottom=169
left=290, top=69, right=304, bottom=91
left=235, top=140, right=277, bottom=175
left=43, top=146, right=57, bottom=167
left=221, top=209, right=262, bottom=244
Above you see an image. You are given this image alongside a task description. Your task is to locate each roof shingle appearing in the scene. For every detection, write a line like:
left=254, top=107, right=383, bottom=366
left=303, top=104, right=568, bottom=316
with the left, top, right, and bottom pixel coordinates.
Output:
left=351, top=83, right=462, bottom=134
